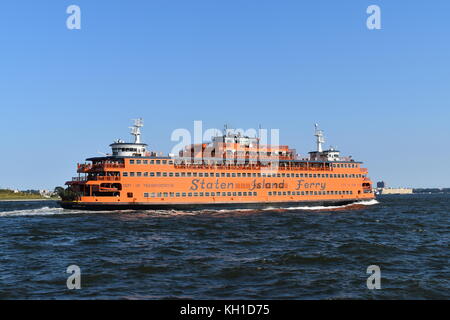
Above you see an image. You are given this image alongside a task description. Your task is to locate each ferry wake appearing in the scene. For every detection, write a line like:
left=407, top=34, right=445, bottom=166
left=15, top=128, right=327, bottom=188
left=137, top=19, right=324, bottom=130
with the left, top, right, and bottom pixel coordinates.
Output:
left=59, top=120, right=375, bottom=210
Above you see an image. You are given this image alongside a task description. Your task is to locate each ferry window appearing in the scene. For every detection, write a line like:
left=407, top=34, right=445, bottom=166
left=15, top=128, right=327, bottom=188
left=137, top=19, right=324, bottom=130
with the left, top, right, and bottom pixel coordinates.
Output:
left=163, top=172, right=167, bottom=177
left=295, top=174, right=299, bottom=178
left=170, top=192, right=174, bottom=197
left=143, top=172, right=148, bottom=177
left=205, top=192, right=210, bottom=196
left=150, top=193, right=155, bottom=197
left=137, top=172, right=142, bottom=177
left=313, top=174, right=316, bottom=178
left=268, top=192, right=272, bottom=196
left=182, top=193, right=186, bottom=197
left=199, top=173, right=203, bottom=177
left=211, top=192, right=215, bottom=196
left=253, top=192, right=257, bottom=196
left=193, top=173, right=197, bottom=177
left=150, top=160, right=154, bottom=164
left=169, top=173, right=174, bottom=177
left=237, top=173, right=241, bottom=177
left=199, top=192, right=204, bottom=196
left=144, top=193, right=149, bottom=198
left=216, top=173, right=220, bottom=177
left=305, top=191, right=309, bottom=195
left=130, top=172, right=135, bottom=177
left=257, top=173, right=261, bottom=177
left=176, top=193, right=180, bottom=197
left=137, top=160, right=141, bottom=164
left=232, top=173, right=236, bottom=177
left=299, top=174, right=304, bottom=178
left=175, top=173, right=179, bottom=177
left=130, top=160, right=135, bottom=164
left=143, top=160, right=148, bottom=165
left=188, top=193, right=192, bottom=197
left=127, top=192, right=133, bottom=198
left=194, top=192, right=198, bottom=197
left=221, top=173, right=225, bottom=177
left=238, top=192, right=242, bottom=196
left=227, top=192, right=231, bottom=196
left=287, top=191, right=291, bottom=195
left=244, top=192, right=248, bottom=196
left=169, top=161, right=173, bottom=165
left=156, top=160, right=160, bottom=164
left=123, top=172, right=128, bottom=177
left=156, top=172, right=161, bottom=177
left=150, top=172, right=155, bottom=177
left=181, top=172, right=186, bottom=177
left=301, top=191, right=304, bottom=195
left=162, top=160, right=167, bottom=164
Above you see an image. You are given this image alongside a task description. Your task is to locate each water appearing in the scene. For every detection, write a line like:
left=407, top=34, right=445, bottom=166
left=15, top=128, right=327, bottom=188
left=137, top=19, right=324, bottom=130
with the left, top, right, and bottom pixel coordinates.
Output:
left=0, top=194, right=448, bottom=299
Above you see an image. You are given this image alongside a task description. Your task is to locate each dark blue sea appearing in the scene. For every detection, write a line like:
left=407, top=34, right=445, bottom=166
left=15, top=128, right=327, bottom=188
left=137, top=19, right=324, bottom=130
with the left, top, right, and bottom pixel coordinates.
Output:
left=0, top=194, right=448, bottom=299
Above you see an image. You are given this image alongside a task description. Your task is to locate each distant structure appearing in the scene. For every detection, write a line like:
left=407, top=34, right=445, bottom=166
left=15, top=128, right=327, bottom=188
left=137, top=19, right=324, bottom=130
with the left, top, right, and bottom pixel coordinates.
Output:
left=375, top=180, right=413, bottom=195
left=379, top=188, right=413, bottom=195
left=377, top=181, right=385, bottom=188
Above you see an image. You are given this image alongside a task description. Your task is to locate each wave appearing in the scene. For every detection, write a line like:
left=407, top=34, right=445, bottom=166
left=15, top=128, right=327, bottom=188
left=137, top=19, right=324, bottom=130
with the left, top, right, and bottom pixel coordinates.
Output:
left=0, top=199, right=380, bottom=217
left=264, top=199, right=380, bottom=211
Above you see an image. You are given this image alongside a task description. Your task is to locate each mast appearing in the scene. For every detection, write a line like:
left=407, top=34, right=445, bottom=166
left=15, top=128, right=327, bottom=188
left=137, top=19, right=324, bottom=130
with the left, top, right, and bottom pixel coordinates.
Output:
left=314, top=123, right=324, bottom=152
left=130, top=118, right=144, bottom=144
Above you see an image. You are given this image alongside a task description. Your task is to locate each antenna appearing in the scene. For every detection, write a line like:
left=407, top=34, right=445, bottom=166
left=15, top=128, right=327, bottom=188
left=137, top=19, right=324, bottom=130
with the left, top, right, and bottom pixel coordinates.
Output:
left=130, top=118, right=144, bottom=144
left=314, top=123, right=325, bottom=152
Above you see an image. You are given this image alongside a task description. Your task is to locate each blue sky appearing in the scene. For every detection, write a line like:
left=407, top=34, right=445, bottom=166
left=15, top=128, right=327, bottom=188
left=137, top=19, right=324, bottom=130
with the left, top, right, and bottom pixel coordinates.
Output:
left=0, top=1, right=449, bottom=190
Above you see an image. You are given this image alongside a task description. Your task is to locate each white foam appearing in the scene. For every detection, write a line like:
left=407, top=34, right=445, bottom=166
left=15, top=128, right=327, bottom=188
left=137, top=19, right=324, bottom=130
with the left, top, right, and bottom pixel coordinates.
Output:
left=280, top=199, right=380, bottom=211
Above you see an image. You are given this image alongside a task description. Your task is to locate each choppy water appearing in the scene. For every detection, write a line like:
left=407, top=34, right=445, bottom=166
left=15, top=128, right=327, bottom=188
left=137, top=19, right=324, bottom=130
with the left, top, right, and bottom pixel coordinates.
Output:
left=0, top=194, right=448, bottom=299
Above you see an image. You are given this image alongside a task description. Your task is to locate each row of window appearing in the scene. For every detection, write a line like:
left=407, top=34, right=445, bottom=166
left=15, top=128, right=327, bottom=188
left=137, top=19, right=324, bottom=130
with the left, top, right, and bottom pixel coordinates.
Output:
left=142, top=190, right=354, bottom=198
left=129, top=159, right=359, bottom=169
left=143, top=191, right=258, bottom=198
left=130, top=159, right=173, bottom=165
left=123, top=172, right=365, bottom=178
left=268, top=190, right=353, bottom=196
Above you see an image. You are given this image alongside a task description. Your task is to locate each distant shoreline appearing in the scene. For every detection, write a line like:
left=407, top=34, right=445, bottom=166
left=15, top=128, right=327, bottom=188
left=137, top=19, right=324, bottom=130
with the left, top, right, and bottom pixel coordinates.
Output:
left=0, top=199, right=58, bottom=202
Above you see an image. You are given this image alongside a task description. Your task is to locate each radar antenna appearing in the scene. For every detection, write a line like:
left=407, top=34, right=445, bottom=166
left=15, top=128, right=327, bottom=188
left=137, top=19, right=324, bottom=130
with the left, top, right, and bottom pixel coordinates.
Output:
left=314, top=123, right=325, bottom=152
left=130, top=118, right=144, bottom=144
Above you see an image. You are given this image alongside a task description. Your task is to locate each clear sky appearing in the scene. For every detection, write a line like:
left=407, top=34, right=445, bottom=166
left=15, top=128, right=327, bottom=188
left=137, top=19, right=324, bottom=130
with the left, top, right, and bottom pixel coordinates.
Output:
left=0, top=0, right=449, bottom=190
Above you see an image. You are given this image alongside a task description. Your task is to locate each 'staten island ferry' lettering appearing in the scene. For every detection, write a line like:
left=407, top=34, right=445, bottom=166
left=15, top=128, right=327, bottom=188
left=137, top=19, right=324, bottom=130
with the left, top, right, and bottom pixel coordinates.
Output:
left=60, top=120, right=374, bottom=210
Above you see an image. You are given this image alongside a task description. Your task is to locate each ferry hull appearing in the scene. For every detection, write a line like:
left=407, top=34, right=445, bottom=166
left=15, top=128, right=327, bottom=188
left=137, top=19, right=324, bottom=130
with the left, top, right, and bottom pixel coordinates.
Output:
left=59, top=199, right=362, bottom=211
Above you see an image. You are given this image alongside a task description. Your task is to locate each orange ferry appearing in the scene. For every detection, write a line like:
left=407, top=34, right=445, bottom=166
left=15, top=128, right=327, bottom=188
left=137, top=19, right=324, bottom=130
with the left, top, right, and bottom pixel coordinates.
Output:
left=60, top=119, right=374, bottom=210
